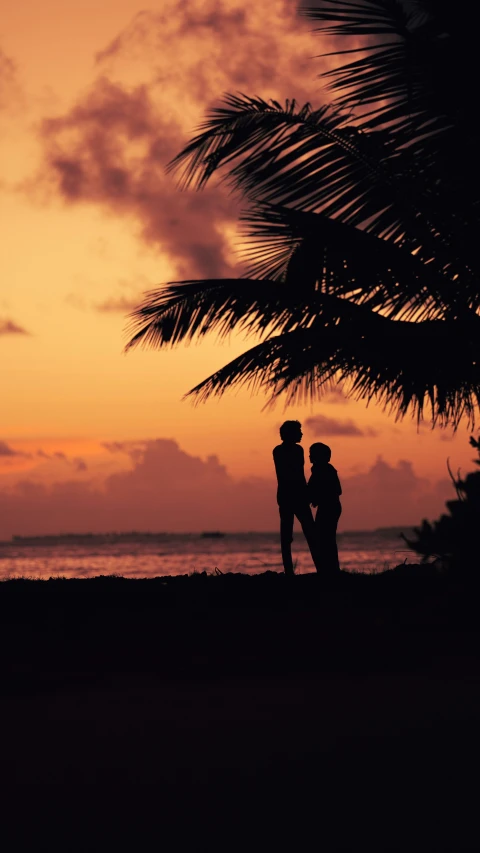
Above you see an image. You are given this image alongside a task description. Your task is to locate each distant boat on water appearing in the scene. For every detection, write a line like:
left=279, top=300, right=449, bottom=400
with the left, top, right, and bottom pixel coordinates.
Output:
left=201, top=531, right=226, bottom=539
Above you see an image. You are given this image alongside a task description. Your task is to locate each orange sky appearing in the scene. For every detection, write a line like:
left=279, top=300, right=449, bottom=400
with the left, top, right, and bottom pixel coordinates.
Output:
left=0, top=0, right=476, bottom=536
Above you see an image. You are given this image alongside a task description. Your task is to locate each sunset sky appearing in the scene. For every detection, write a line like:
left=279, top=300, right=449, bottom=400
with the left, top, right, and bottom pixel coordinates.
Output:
left=0, top=0, right=475, bottom=537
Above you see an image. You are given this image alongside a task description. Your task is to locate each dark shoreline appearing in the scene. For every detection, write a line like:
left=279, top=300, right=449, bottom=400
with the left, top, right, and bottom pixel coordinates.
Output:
left=2, top=567, right=479, bottom=850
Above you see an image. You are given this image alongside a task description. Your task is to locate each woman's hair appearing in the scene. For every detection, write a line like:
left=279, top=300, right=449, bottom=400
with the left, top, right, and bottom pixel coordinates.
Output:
left=310, top=442, right=331, bottom=463
left=279, top=420, right=302, bottom=440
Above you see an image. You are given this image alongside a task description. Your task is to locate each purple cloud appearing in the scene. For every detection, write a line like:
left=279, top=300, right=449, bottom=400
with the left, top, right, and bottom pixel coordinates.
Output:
left=0, top=441, right=30, bottom=458
left=0, top=319, right=30, bottom=336
left=0, top=438, right=458, bottom=538
left=96, top=296, right=140, bottom=313
left=0, top=46, right=20, bottom=111
left=305, top=414, right=378, bottom=437
left=322, top=388, right=349, bottom=405
left=35, top=449, right=88, bottom=472
left=33, top=1, right=321, bottom=284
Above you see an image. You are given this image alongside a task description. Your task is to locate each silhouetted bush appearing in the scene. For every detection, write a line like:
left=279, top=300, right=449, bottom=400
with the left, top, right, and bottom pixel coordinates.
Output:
left=403, top=436, right=480, bottom=571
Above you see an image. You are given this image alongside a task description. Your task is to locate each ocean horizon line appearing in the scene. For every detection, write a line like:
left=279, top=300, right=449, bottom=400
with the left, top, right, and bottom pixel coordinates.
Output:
left=0, top=526, right=415, bottom=546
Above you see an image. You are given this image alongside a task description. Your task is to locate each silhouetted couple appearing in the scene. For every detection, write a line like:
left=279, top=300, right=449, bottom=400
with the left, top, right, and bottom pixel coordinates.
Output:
left=273, top=420, right=342, bottom=576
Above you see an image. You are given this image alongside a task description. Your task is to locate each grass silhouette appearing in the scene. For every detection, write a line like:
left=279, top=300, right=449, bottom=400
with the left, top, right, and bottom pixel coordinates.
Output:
left=0, top=563, right=461, bottom=690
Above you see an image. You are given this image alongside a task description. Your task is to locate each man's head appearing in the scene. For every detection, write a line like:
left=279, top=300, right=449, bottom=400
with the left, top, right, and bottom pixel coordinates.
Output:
left=279, top=420, right=302, bottom=443
left=309, top=442, right=332, bottom=464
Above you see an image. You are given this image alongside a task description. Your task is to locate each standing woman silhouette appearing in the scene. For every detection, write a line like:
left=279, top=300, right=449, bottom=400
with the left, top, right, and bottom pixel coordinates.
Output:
left=308, top=442, right=342, bottom=574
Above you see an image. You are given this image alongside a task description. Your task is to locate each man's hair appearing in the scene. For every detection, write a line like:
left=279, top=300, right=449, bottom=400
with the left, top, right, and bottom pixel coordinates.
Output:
left=310, top=442, right=331, bottom=463
left=279, top=420, right=302, bottom=440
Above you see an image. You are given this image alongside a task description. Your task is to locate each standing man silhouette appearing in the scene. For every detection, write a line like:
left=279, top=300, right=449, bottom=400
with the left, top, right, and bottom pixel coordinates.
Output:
left=273, top=420, right=320, bottom=575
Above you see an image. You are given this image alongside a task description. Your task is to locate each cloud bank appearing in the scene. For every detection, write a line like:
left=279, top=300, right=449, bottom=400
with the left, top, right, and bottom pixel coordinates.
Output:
left=35, top=0, right=322, bottom=281
left=0, top=47, right=19, bottom=112
left=0, top=438, right=454, bottom=539
left=0, top=441, right=29, bottom=458
left=0, top=318, right=30, bottom=336
left=305, top=414, right=378, bottom=437
left=36, top=448, right=87, bottom=472
left=0, top=441, right=88, bottom=475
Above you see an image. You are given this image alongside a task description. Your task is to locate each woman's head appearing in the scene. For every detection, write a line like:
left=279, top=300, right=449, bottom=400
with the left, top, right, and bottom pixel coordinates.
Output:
left=309, top=442, right=331, bottom=464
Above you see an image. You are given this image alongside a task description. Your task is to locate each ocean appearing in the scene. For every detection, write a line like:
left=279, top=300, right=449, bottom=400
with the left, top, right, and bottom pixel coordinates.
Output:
left=0, top=528, right=418, bottom=579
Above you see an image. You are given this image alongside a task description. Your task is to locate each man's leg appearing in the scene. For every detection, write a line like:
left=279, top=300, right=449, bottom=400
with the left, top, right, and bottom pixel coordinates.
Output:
left=279, top=505, right=295, bottom=575
left=296, top=505, right=321, bottom=572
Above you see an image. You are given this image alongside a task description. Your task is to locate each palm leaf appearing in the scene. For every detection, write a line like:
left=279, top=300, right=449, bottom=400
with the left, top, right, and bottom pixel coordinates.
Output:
left=305, top=1, right=477, bottom=152
left=241, top=204, right=457, bottom=319
left=167, top=95, right=476, bottom=280
left=186, top=310, right=480, bottom=428
left=125, top=0, right=480, bottom=426
left=125, top=197, right=479, bottom=359
left=124, top=275, right=388, bottom=351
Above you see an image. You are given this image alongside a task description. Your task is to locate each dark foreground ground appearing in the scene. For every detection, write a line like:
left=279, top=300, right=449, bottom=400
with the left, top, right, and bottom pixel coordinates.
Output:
left=1, top=565, right=480, bottom=851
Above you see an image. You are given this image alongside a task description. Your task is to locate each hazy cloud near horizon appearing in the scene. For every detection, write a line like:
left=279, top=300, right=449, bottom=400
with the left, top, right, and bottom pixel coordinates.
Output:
left=34, top=0, right=324, bottom=283
left=305, top=413, right=378, bottom=437
left=0, top=441, right=30, bottom=458
left=0, top=318, right=30, bottom=336
left=0, top=46, right=19, bottom=112
left=319, top=389, right=349, bottom=405
left=0, top=442, right=87, bottom=473
left=36, top=449, right=88, bottom=472
left=0, top=437, right=455, bottom=539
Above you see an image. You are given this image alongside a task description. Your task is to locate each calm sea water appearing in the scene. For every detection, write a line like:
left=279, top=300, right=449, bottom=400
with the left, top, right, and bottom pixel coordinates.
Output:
left=0, top=529, right=417, bottom=579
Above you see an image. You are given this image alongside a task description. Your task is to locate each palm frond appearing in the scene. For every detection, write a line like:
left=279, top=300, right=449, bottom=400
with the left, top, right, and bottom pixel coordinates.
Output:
left=305, top=1, right=476, bottom=146
left=125, top=191, right=479, bottom=361
left=124, top=275, right=393, bottom=351
left=305, top=0, right=412, bottom=46
left=167, top=95, right=325, bottom=190
left=167, top=94, right=477, bottom=277
left=241, top=204, right=457, bottom=319
left=186, top=310, right=480, bottom=428
left=168, top=96, right=397, bottom=218
left=125, top=279, right=282, bottom=350
left=125, top=1, right=480, bottom=426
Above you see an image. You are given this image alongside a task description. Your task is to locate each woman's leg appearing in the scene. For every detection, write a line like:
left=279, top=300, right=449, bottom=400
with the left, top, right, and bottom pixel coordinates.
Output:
left=315, top=505, right=341, bottom=574
left=325, top=506, right=341, bottom=573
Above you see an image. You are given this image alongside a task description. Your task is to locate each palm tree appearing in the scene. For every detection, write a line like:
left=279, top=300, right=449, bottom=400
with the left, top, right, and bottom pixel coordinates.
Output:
left=126, top=0, right=480, bottom=427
